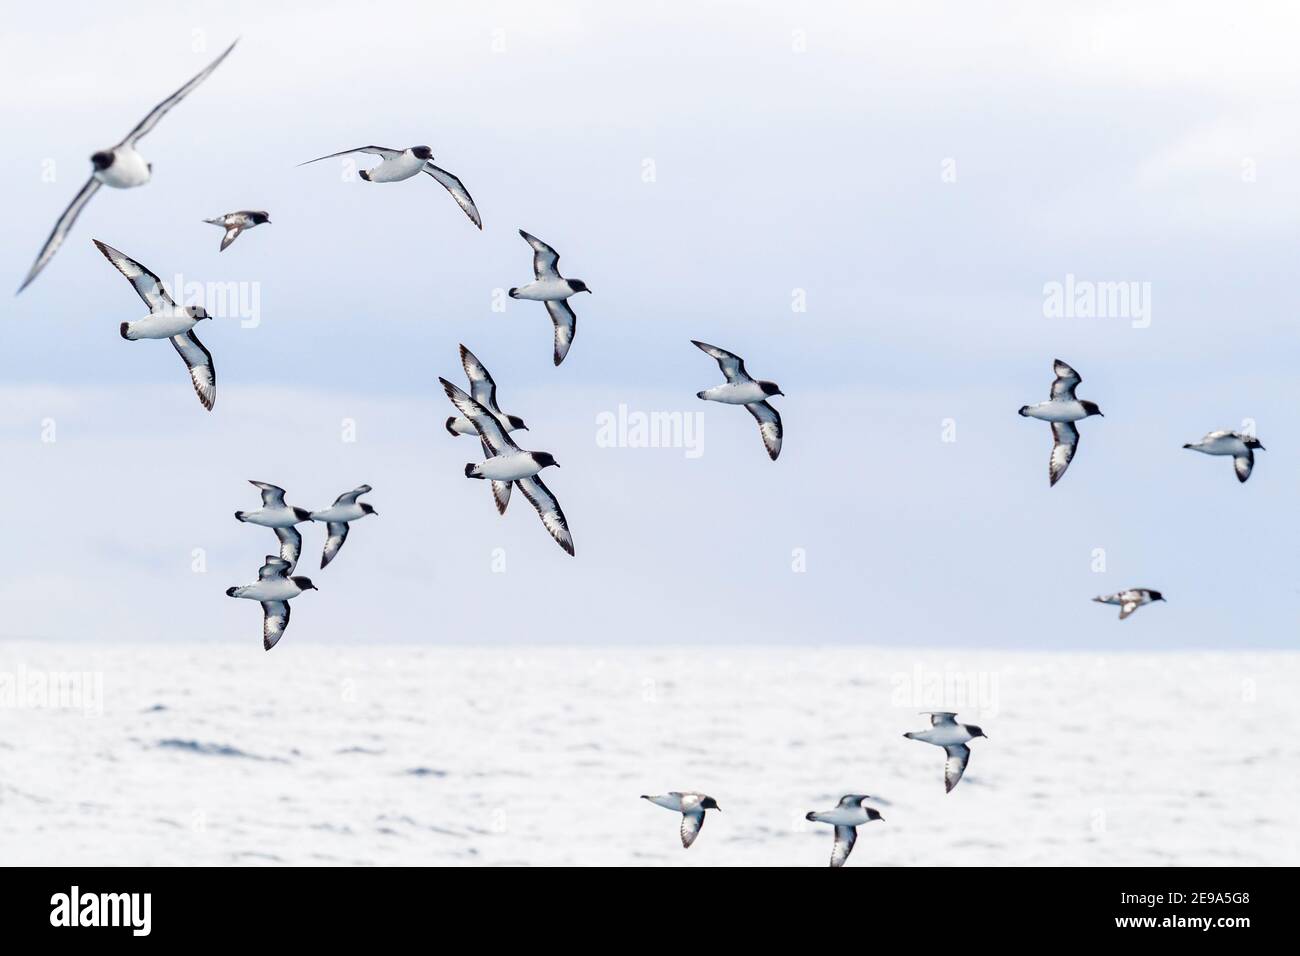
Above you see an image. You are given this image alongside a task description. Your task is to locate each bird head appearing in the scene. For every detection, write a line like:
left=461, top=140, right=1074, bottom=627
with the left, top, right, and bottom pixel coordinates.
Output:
left=966, top=725, right=988, bottom=739
left=568, top=280, right=592, bottom=294
left=187, top=305, right=212, bottom=321
left=361, top=503, right=379, bottom=517
left=1081, top=400, right=1104, bottom=418
left=533, top=452, right=560, bottom=470
left=292, top=576, right=318, bottom=592
left=760, top=381, right=784, bottom=398
left=1148, top=590, right=1166, bottom=602
left=866, top=807, right=885, bottom=823
left=1246, top=436, right=1265, bottom=450
left=507, top=415, right=529, bottom=431
left=411, top=145, right=434, bottom=161
left=90, top=151, right=114, bottom=171
left=251, top=211, right=271, bottom=225
left=701, top=796, right=721, bottom=811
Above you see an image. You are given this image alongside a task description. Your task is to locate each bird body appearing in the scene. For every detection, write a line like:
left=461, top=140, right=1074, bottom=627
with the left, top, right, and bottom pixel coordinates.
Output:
left=804, top=794, right=883, bottom=867
left=641, top=792, right=720, bottom=848
left=904, top=712, right=986, bottom=792
left=1017, top=359, right=1102, bottom=485
left=1094, top=588, right=1164, bottom=620
left=1184, top=430, right=1264, bottom=483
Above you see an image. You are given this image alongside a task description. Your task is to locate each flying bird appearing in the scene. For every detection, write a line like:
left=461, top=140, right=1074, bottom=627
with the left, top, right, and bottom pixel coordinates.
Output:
left=439, top=377, right=574, bottom=555
left=640, top=792, right=721, bottom=849
left=309, top=484, right=378, bottom=569
left=1093, top=588, right=1165, bottom=620
left=508, top=230, right=590, bottom=366
left=692, top=340, right=783, bottom=460
left=447, top=344, right=529, bottom=514
left=91, top=240, right=215, bottom=411
left=18, top=40, right=238, bottom=293
left=804, top=795, right=884, bottom=868
left=1018, top=359, right=1103, bottom=486
left=203, top=210, right=270, bottom=251
left=904, top=712, right=987, bottom=792
left=296, top=145, right=481, bottom=228
left=1183, top=430, right=1265, bottom=483
left=226, top=555, right=317, bottom=651
left=234, top=481, right=313, bottom=570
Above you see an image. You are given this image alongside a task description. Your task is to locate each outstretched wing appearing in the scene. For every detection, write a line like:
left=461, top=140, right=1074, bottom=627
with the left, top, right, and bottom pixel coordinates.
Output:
left=1049, top=359, right=1081, bottom=400
left=258, top=556, right=291, bottom=580
left=320, top=522, right=349, bottom=569
left=519, top=229, right=561, bottom=279
left=680, top=810, right=706, bottom=849
left=17, top=176, right=102, bottom=293
left=261, top=601, right=290, bottom=651
left=93, top=240, right=176, bottom=311
left=120, top=39, right=239, bottom=146
left=297, top=145, right=401, bottom=166
left=546, top=299, right=577, bottom=366
left=515, top=475, right=574, bottom=556
left=745, top=401, right=782, bottom=460
left=218, top=224, right=244, bottom=251
left=170, top=330, right=215, bottom=411
left=926, top=712, right=959, bottom=726
left=491, top=480, right=512, bottom=515
left=1233, top=450, right=1254, bottom=483
left=332, top=484, right=373, bottom=507
left=830, top=826, right=857, bottom=868
left=274, top=526, right=302, bottom=571
left=438, top=378, right=519, bottom=456
left=1049, top=421, right=1078, bottom=486
left=459, top=344, right=502, bottom=414
left=423, top=163, right=482, bottom=229
left=250, top=481, right=288, bottom=509
left=943, top=744, right=971, bottom=792
left=691, top=340, right=751, bottom=383
left=1118, top=600, right=1140, bottom=620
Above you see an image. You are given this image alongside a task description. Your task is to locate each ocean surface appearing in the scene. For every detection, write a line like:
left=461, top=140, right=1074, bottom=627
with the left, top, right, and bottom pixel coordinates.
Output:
left=0, top=643, right=1295, bottom=866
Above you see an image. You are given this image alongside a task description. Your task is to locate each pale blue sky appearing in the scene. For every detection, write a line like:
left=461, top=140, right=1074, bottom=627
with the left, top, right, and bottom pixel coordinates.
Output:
left=0, top=1, right=1295, bottom=648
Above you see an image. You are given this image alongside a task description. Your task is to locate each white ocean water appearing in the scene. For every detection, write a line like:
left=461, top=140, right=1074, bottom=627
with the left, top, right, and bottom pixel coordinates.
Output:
left=0, top=643, right=1294, bottom=866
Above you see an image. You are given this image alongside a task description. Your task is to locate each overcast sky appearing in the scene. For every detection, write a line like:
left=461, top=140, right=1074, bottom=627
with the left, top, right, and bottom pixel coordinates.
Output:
left=0, top=1, right=1296, bottom=648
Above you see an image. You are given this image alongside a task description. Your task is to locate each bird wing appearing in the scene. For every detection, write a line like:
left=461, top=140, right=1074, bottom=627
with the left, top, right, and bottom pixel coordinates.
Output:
left=1234, top=450, right=1254, bottom=483
left=546, top=299, right=577, bottom=366
left=219, top=224, right=244, bottom=251
left=943, top=744, right=971, bottom=792
left=837, top=794, right=869, bottom=807
left=297, top=145, right=401, bottom=166
left=321, top=521, right=349, bottom=569
left=261, top=601, right=290, bottom=651
left=519, top=229, right=561, bottom=279
left=93, top=240, right=177, bottom=311
left=691, top=340, right=751, bottom=383
left=830, top=825, right=857, bottom=868
left=250, top=481, right=288, bottom=509
left=1118, top=600, right=1140, bottom=620
left=17, top=176, right=102, bottom=294
left=745, top=401, right=782, bottom=460
left=679, top=809, right=706, bottom=848
left=438, top=378, right=519, bottom=456
left=119, top=39, right=239, bottom=146
left=422, top=163, right=482, bottom=229
left=1049, top=421, right=1078, bottom=486
left=459, top=344, right=502, bottom=413
left=332, top=484, right=373, bottom=507
left=274, top=525, right=302, bottom=571
left=515, top=475, right=574, bottom=556
left=926, top=712, right=959, bottom=726
left=491, top=480, right=512, bottom=516
left=1049, top=358, right=1081, bottom=400
left=170, top=330, right=216, bottom=411
left=258, top=556, right=291, bottom=580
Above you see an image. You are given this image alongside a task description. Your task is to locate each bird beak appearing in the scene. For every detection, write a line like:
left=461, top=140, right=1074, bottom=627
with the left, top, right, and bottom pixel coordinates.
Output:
left=553, top=463, right=561, bottom=468
left=371, top=510, right=379, bottom=517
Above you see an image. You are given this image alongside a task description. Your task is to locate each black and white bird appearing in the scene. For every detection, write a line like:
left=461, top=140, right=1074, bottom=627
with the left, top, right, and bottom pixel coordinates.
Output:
left=447, top=345, right=529, bottom=514
left=203, top=210, right=270, bottom=251
left=640, top=792, right=721, bottom=849
left=439, top=377, right=574, bottom=556
left=234, top=481, right=313, bottom=571
left=225, top=555, right=317, bottom=651
left=805, top=795, right=884, bottom=868
left=904, top=713, right=987, bottom=793
left=1183, top=430, right=1265, bottom=483
left=692, top=340, right=783, bottom=460
left=297, top=145, right=481, bottom=229
left=1093, top=588, right=1165, bottom=621
left=91, top=240, right=216, bottom=411
left=1018, top=359, right=1103, bottom=486
left=508, top=230, right=591, bottom=366
left=309, top=485, right=378, bottom=569
left=17, top=40, right=238, bottom=293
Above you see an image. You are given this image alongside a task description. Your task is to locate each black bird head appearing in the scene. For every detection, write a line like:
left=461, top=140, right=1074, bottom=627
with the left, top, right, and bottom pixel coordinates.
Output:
left=866, top=807, right=885, bottom=822
left=1147, top=590, right=1166, bottom=602
left=411, top=145, right=434, bottom=161
left=568, top=279, right=591, bottom=294
left=701, top=796, right=721, bottom=811
left=292, top=576, right=317, bottom=591
left=90, top=151, right=114, bottom=171
left=361, top=503, right=378, bottom=517
left=1081, top=400, right=1104, bottom=418
left=1246, top=436, right=1265, bottom=450
left=507, top=415, right=528, bottom=431
left=251, top=211, right=271, bottom=225
left=966, top=724, right=988, bottom=739
left=533, top=452, right=560, bottom=469
left=760, top=381, right=784, bottom=398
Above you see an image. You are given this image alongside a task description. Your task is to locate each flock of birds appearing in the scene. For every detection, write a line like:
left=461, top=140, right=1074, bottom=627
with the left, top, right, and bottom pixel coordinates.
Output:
left=14, top=36, right=1272, bottom=865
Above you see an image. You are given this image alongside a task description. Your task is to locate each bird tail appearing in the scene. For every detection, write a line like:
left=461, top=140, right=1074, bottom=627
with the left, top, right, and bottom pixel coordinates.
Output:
left=358, top=169, right=372, bottom=182
left=234, top=511, right=247, bottom=522
left=805, top=811, right=820, bottom=822
left=1017, top=405, right=1030, bottom=417
left=120, top=322, right=135, bottom=341
left=696, top=391, right=708, bottom=400
left=465, top=463, right=483, bottom=479
left=1181, top=443, right=1193, bottom=449
left=225, top=586, right=238, bottom=597
left=508, top=287, right=519, bottom=298
left=202, top=217, right=224, bottom=226
left=445, top=417, right=458, bottom=436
